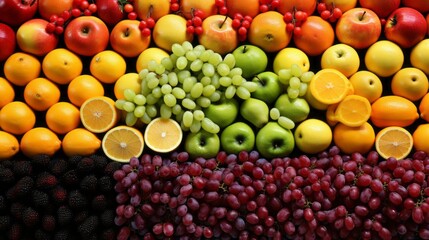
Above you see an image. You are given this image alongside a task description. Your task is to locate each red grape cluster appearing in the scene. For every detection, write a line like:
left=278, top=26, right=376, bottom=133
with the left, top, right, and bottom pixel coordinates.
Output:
left=259, top=0, right=280, bottom=13
left=317, top=2, right=342, bottom=22
left=283, top=9, right=308, bottom=36
left=113, top=147, right=429, bottom=239
left=138, top=17, right=155, bottom=37
left=215, top=0, right=228, bottom=15
left=231, top=13, right=253, bottom=42
left=185, top=9, right=204, bottom=35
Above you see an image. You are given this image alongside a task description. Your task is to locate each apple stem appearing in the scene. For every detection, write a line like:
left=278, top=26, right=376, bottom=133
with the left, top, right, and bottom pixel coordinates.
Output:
left=389, top=15, right=397, bottom=26
left=359, top=11, right=367, bottom=21
left=147, top=5, right=154, bottom=19
left=219, top=15, right=228, bottom=28
left=254, top=76, right=266, bottom=86
left=242, top=45, right=247, bottom=53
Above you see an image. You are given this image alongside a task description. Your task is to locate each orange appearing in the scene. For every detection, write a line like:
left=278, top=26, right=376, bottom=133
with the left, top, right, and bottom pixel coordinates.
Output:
left=23, top=77, right=61, bottom=111
left=114, top=73, right=141, bottom=100
left=0, top=77, right=15, bottom=108
left=226, top=0, right=260, bottom=18
left=0, top=101, right=36, bottom=135
left=333, top=122, right=375, bottom=155
left=309, top=68, right=350, bottom=105
left=293, top=16, right=335, bottom=56
left=80, top=96, right=120, bottom=133
left=348, top=70, right=383, bottom=103
left=248, top=11, right=292, bottom=53
left=391, top=67, right=429, bottom=102
left=67, top=75, right=105, bottom=107
left=413, top=124, right=429, bottom=154
left=46, top=102, right=81, bottom=135
left=370, top=95, right=419, bottom=128
left=20, top=127, right=62, bottom=157
left=38, top=0, right=73, bottom=20
left=90, top=50, right=127, bottom=84
left=419, top=92, right=429, bottom=122
left=0, top=131, right=20, bottom=160
left=102, top=125, right=144, bottom=162
left=334, top=94, right=372, bottom=127
left=3, top=52, right=41, bottom=86
left=136, top=47, right=169, bottom=73
left=144, top=117, right=182, bottom=153
left=42, top=48, right=83, bottom=85
left=62, top=128, right=101, bottom=157
left=375, top=126, right=413, bottom=160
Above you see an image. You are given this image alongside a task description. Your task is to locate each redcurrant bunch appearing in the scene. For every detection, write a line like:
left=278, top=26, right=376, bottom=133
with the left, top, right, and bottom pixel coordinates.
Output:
left=231, top=13, right=253, bottom=41
left=317, top=2, right=342, bottom=22
left=215, top=0, right=228, bottom=15
left=170, top=0, right=180, bottom=12
left=70, top=0, right=97, bottom=17
left=45, top=10, right=73, bottom=35
left=259, top=0, right=280, bottom=13
left=123, top=3, right=137, bottom=20
left=283, top=9, right=308, bottom=36
left=139, top=17, right=156, bottom=37
left=186, top=9, right=204, bottom=35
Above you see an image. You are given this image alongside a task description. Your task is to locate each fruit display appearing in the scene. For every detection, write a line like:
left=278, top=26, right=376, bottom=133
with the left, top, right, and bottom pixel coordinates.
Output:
left=2, top=0, right=429, bottom=239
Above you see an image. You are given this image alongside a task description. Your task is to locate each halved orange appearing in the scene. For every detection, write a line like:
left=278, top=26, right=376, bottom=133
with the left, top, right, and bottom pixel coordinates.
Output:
left=80, top=96, right=119, bottom=133
left=334, top=94, right=371, bottom=127
left=144, top=117, right=183, bottom=153
left=309, top=68, right=350, bottom=105
left=375, top=126, right=413, bottom=160
left=102, top=125, right=144, bottom=162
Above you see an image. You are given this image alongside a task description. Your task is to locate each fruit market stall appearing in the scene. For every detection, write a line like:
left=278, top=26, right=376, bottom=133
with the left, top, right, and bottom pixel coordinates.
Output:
left=1, top=0, right=429, bottom=239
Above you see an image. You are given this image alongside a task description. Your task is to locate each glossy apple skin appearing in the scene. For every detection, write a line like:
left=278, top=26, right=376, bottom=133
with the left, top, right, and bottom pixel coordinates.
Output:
left=0, top=0, right=38, bottom=27
left=16, top=18, right=59, bottom=56
left=133, top=0, right=170, bottom=21
left=0, top=23, right=16, bottom=62
left=359, top=0, right=400, bottom=19
left=64, top=16, right=110, bottom=57
left=110, top=20, right=151, bottom=58
left=198, top=15, right=238, bottom=55
left=180, top=0, right=217, bottom=19
left=401, top=0, right=429, bottom=14
left=336, top=8, right=382, bottom=49
left=95, top=0, right=126, bottom=27
left=385, top=7, right=428, bottom=48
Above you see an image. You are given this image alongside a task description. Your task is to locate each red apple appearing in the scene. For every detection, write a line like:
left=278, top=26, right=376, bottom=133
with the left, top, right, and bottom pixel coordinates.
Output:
left=336, top=8, right=382, bottom=49
left=95, top=0, right=126, bottom=27
left=133, top=0, right=170, bottom=21
left=384, top=7, right=428, bottom=48
left=0, top=0, right=38, bottom=27
left=226, top=0, right=260, bottom=18
left=110, top=20, right=151, bottom=58
left=64, top=16, right=110, bottom=57
left=16, top=18, right=59, bottom=56
left=0, top=23, right=16, bottom=62
left=180, top=0, right=217, bottom=19
left=359, top=0, right=400, bottom=19
left=198, top=15, right=238, bottom=55
left=401, top=0, right=429, bottom=14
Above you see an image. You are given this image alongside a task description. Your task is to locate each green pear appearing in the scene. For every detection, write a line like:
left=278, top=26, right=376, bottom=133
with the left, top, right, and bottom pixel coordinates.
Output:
left=240, top=98, right=269, bottom=128
left=274, top=94, right=310, bottom=123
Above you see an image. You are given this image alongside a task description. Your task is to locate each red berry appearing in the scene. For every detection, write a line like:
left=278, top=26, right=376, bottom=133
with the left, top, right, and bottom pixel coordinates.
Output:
left=141, top=28, right=151, bottom=37
left=80, top=0, right=89, bottom=10
left=54, top=25, right=64, bottom=35
left=294, top=11, right=306, bottom=22
left=146, top=18, right=155, bottom=28
left=61, top=10, right=71, bottom=21
left=332, top=7, right=342, bottom=19
left=139, top=20, right=147, bottom=29
left=219, top=6, right=228, bottom=15
left=124, top=3, right=134, bottom=13
left=271, top=0, right=280, bottom=8
left=320, top=10, right=331, bottom=20
left=234, top=13, right=243, bottom=20
left=194, top=26, right=203, bottom=35
left=186, top=25, right=195, bottom=34
left=45, top=22, right=56, bottom=33
left=128, top=12, right=137, bottom=20
left=215, top=0, right=224, bottom=7
left=170, top=0, right=178, bottom=3
left=170, top=3, right=180, bottom=12
left=259, top=4, right=269, bottom=13
left=238, top=26, right=247, bottom=36
left=55, top=17, right=65, bottom=26
left=83, top=9, right=92, bottom=16
left=194, top=9, right=204, bottom=18
left=244, top=15, right=253, bottom=22
left=186, top=19, right=193, bottom=27
left=317, top=3, right=327, bottom=13
left=232, top=19, right=241, bottom=29
left=49, top=14, right=58, bottom=23
left=88, top=3, right=97, bottom=13
left=241, top=20, right=250, bottom=29
left=286, top=22, right=295, bottom=32
left=283, top=12, right=293, bottom=23
left=238, top=33, right=247, bottom=42
left=71, top=8, right=82, bottom=17
left=328, top=14, right=337, bottom=22
left=192, top=16, right=202, bottom=26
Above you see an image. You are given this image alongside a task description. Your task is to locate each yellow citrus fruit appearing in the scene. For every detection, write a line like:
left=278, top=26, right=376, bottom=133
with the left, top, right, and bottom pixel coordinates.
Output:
left=325, top=103, right=339, bottom=127
left=348, top=70, right=383, bottom=103
left=3, top=52, right=41, bottom=86
left=413, top=124, right=429, bottom=154
left=309, top=68, right=350, bottom=105
left=20, top=127, right=62, bottom=157
left=102, top=125, right=144, bottom=162
left=62, top=128, right=101, bottom=156
left=304, top=87, right=329, bottom=111
left=391, top=67, right=429, bottom=102
left=370, top=95, right=419, bottom=128
left=0, top=130, right=20, bottom=160
left=90, top=50, right=127, bottom=84
left=23, top=77, right=61, bottom=111
left=334, top=94, right=372, bottom=127
left=80, top=96, right=119, bottom=133
left=419, top=92, right=429, bottom=122
left=0, top=101, right=36, bottom=135
left=364, top=40, right=404, bottom=77
left=375, top=126, right=413, bottom=160
left=42, top=48, right=83, bottom=85
left=0, top=77, right=15, bottom=108
left=136, top=47, right=169, bottom=73
left=46, top=102, right=81, bottom=135
left=114, top=73, right=141, bottom=100
left=67, top=74, right=105, bottom=107
left=144, top=117, right=183, bottom=153
left=333, top=122, right=375, bottom=155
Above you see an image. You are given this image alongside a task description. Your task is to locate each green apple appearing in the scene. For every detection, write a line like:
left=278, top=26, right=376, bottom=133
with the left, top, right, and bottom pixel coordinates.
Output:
left=203, top=96, right=239, bottom=129
left=274, top=94, right=310, bottom=123
left=251, top=71, right=283, bottom=105
left=294, top=118, right=332, bottom=154
left=220, top=122, right=255, bottom=154
left=185, top=130, right=220, bottom=159
left=255, top=122, right=295, bottom=158
left=240, top=98, right=269, bottom=128
left=232, top=44, right=268, bottom=79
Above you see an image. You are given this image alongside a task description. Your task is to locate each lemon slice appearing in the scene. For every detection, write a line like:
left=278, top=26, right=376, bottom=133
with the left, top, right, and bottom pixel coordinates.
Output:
left=335, top=94, right=371, bottom=127
left=80, top=96, right=119, bottom=133
left=144, top=117, right=183, bottom=153
left=375, top=126, right=413, bottom=160
left=309, top=68, right=349, bottom=105
left=102, top=125, right=144, bottom=162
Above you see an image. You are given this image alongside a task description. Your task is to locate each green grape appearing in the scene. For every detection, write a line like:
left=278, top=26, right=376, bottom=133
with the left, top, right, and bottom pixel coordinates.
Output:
left=225, top=85, right=236, bottom=99
left=147, top=77, right=160, bottom=89
left=278, top=68, right=292, bottom=85
left=202, top=63, right=215, bottom=77
left=125, top=112, right=138, bottom=126
left=269, top=107, right=281, bottom=120
left=300, top=71, right=314, bottom=83
left=299, top=83, right=308, bottom=97
left=183, top=77, right=196, bottom=93
left=199, top=49, right=213, bottom=62
left=163, top=93, right=177, bottom=107
left=176, top=56, right=188, bottom=70
left=160, top=104, right=172, bottom=119
left=209, top=91, right=221, bottom=102
left=161, top=84, right=172, bottom=95
left=134, top=105, right=146, bottom=118
left=200, top=76, right=211, bottom=86
left=219, top=76, right=232, bottom=87
left=229, top=67, right=242, bottom=77
left=155, top=64, right=165, bottom=75
left=140, top=112, right=152, bottom=124
left=172, top=104, right=183, bottom=115
left=236, top=86, right=251, bottom=100
left=161, top=57, right=174, bottom=71
left=168, top=72, right=179, bottom=86
left=172, top=87, right=186, bottom=99
left=151, top=87, right=162, bottom=98
left=287, top=86, right=300, bottom=99
left=182, top=110, right=194, bottom=128
left=240, top=81, right=258, bottom=92
left=172, top=43, right=185, bottom=56
left=193, top=109, right=205, bottom=121
left=147, top=60, right=158, bottom=71
left=201, top=117, right=220, bottom=134
left=141, top=84, right=151, bottom=96
left=169, top=54, right=178, bottom=65
left=202, top=85, right=216, bottom=97
left=177, top=70, right=191, bottom=83
left=232, top=75, right=244, bottom=86
left=123, top=101, right=136, bottom=113
left=133, top=94, right=146, bottom=106
left=180, top=121, right=190, bottom=132
left=182, top=41, right=193, bottom=52
left=146, top=93, right=159, bottom=105
left=182, top=98, right=196, bottom=110
left=217, top=62, right=230, bottom=77
left=146, top=71, right=157, bottom=80
left=123, top=89, right=136, bottom=102
left=208, top=53, right=222, bottom=66
left=278, top=116, right=295, bottom=130
left=190, top=59, right=203, bottom=72
left=223, top=53, right=236, bottom=69
left=138, top=69, right=149, bottom=80
left=189, top=120, right=202, bottom=133
left=115, top=99, right=126, bottom=110
left=159, top=73, right=169, bottom=85
left=186, top=50, right=198, bottom=62
left=190, top=82, right=204, bottom=99
left=196, top=96, right=211, bottom=108
left=146, top=104, right=158, bottom=118
left=211, top=73, right=220, bottom=88
left=289, top=76, right=301, bottom=89
left=290, top=64, right=302, bottom=77
left=193, top=44, right=205, bottom=53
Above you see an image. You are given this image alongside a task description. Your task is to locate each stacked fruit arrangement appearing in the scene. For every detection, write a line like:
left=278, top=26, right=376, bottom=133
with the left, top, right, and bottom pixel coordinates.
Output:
left=2, top=0, right=429, bottom=239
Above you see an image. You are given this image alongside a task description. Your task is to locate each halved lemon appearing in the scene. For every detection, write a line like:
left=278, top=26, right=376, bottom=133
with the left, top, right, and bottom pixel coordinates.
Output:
left=102, top=125, right=144, bottom=162
left=144, top=117, right=183, bottom=153
left=375, top=126, right=413, bottom=160
left=80, top=96, right=119, bottom=133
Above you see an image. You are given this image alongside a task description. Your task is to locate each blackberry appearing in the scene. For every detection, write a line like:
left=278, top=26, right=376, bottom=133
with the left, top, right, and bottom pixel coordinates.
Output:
left=77, top=215, right=99, bottom=238
left=53, top=229, right=71, bottom=240
left=8, top=223, right=22, bottom=240
left=6, top=176, right=34, bottom=200
left=57, top=205, right=73, bottom=227
left=0, top=195, right=7, bottom=212
left=91, top=194, right=108, bottom=212
left=22, top=206, right=40, bottom=227
left=91, top=154, right=108, bottom=172
left=104, top=161, right=122, bottom=176
left=32, top=190, right=50, bottom=209
left=36, top=172, right=58, bottom=190
left=12, top=160, right=33, bottom=177
left=0, top=167, right=15, bottom=185
left=49, top=158, right=69, bottom=176
left=10, top=202, right=25, bottom=220
left=51, top=185, right=68, bottom=203
left=67, top=155, right=83, bottom=167
left=97, top=175, right=114, bottom=194
left=80, top=175, right=98, bottom=193
left=0, top=215, right=11, bottom=231
left=31, top=154, right=51, bottom=168
left=76, top=157, right=95, bottom=175
left=41, top=214, right=56, bottom=232
left=34, top=229, right=50, bottom=240
left=99, top=228, right=117, bottom=240
left=61, top=169, right=80, bottom=187
left=99, top=209, right=115, bottom=227
left=68, top=190, right=88, bottom=210
left=74, top=210, right=89, bottom=224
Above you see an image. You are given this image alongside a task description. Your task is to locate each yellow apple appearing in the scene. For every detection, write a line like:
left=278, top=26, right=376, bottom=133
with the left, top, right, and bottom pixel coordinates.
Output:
left=391, top=67, right=429, bottom=102
left=364, top=40, right=404, bottom=77
left=321, top=0, right=358, bottom=12
left=410, top=38, right=429, bottom=75
left=294, top=119, right=332, bottom=154
left=321, top=43, right=360, bottom=77
left=273, top=47, right=310, bottom=74
left=133, top=0, right=170, bottom=21
left=198, top=15, right=238, bottom=55
left=348, top=70, right=383, bottom=103
left=152, top=14, right=194, bottom=52
left=180, top=0, right=217, bottom=19
left=136, top=47, right=169, bottom=73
